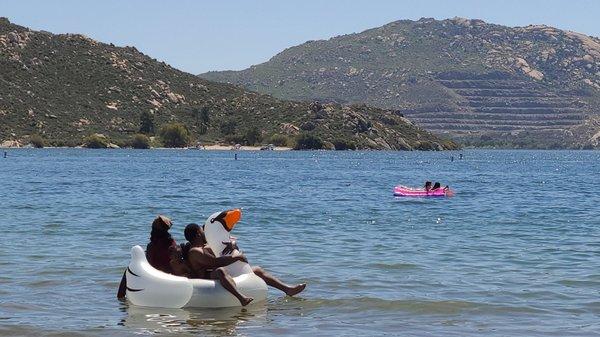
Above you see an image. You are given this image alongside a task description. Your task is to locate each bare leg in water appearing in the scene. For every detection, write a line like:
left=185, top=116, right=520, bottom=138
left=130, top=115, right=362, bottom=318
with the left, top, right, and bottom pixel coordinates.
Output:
left=252, top=266, right=306, bottom=296
left=211, top=267, right=254, bottom=306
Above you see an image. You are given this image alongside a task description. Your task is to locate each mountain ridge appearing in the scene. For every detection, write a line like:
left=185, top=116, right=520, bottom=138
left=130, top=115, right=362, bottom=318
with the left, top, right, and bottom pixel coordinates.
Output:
left=201, top=17, right=600, bottom=149
left=0, top=17, right=457, bottom=150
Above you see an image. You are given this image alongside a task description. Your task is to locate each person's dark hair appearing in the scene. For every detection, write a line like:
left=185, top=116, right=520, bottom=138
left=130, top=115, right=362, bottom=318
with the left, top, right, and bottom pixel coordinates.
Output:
left=184, top=223, right=200, bottom=242
left=433, top=182, right=441, bottom=189
left=425, top=181, right=432, bottom=189
left=149, top=227, right=172, bottom=248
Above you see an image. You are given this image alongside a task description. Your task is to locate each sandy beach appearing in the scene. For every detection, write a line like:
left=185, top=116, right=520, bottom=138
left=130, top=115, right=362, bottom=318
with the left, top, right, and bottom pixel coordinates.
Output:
left=0, top=142, right=292, bottom=151
left=201, top=144, right=292, bottom=151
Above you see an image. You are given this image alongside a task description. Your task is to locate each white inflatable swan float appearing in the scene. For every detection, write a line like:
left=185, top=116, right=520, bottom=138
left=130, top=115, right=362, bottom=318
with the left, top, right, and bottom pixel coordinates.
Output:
left=126, top=209, right=268, bottom=308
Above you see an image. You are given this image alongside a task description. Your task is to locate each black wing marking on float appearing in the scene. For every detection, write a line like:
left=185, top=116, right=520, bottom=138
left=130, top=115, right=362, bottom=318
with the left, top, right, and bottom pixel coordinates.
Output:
left=126, top=267, right=144, bottom=292
left=126, top=286, right=143, bottom=292
left=127, top=267, right=140, bottom=277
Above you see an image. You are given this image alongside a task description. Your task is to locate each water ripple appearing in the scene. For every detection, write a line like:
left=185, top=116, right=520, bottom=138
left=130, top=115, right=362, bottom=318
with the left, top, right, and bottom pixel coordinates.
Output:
left=1, top=149, right=599, bottom=337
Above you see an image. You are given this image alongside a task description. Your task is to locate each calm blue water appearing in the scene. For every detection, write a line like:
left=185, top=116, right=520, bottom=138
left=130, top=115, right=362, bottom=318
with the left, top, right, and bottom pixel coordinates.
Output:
left=1, top=149, right=599, bottom=337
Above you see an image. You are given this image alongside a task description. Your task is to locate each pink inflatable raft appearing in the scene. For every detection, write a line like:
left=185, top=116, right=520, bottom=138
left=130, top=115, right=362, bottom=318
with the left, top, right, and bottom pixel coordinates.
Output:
left=393, top=185, right=454, bottom=197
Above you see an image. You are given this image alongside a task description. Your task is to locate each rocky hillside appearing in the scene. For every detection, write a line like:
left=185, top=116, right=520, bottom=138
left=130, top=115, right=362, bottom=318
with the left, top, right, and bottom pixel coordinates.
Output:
left=202, top=17, right=600, bottom=148
left=0, top=18, right=457, bottom=150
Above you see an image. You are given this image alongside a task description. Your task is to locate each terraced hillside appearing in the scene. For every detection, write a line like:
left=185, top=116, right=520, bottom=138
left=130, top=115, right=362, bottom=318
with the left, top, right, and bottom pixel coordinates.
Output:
left=202, top=17, right=600, bottom=148
left=0, top=18, right=457, bottom=150
left=405, top=71, right=591, bottom=147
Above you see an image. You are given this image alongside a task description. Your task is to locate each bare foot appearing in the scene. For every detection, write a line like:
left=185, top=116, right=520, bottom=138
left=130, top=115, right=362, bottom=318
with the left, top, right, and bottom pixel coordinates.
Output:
left=240, top=296, right=254, bottom=306
left=285, top=283, right=306, bottom=296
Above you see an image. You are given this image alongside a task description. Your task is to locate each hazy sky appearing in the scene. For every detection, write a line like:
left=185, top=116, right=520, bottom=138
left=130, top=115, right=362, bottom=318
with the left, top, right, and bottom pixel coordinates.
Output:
left=3, top=0, right=599, bottom=74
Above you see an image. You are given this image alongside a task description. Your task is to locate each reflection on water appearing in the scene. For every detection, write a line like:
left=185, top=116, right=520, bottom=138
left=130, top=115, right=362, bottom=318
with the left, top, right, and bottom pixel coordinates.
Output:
left=122, top=302, right=268, bottom=336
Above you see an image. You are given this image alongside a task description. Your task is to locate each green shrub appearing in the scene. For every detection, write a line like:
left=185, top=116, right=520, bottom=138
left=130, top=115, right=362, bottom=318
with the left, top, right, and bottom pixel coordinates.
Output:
left=380, top=116, right=398, bottom=126
left=414, top=141, right=439, bottom=151
left=294, top=133, right=324, bottom=150
left=219, top=120, right=237, bottom=135
left=50, top=139, right=78, bottom=147
left=355, top=119, right=372, bottom=133
left=194, top=106, right=210, bottom=134
left=224, top=134, right=245, bottom=145
left=29, top=135, right=45, bottom=148
left=267, top=134, right=290, bottom=147
left=300, top=121, right=316, bottom=131
left=582, top=143, right=595, bottom=150
left=130, top=134, right=151, bottom=149
left=243, top=127, right=262, bottom=146
left=112, top=139, right=128, bottom=148
left=332, top=138, right=356, bottom=150
left=84, top=134, right=109, bottom=149
left=441, top=140, right=460, bottom=150
left=139, top=111, right=155, bottom=134
left=159, top=123, right=190, bottom=148
left=149, top=136, right=162, bottom=148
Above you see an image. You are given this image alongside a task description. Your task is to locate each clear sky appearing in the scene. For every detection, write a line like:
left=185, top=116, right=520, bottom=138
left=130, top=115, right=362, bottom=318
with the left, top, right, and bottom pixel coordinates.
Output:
left=2, top=0, right=599, bottom=74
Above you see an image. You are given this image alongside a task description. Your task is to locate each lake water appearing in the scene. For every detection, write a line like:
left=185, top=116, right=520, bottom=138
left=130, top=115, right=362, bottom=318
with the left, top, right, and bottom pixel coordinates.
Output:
left=1, top=149, right=599, bottom=337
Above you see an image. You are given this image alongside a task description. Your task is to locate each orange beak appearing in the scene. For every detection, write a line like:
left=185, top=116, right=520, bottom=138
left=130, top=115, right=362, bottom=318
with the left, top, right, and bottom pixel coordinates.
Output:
left=222, top=208, right=242, bottom=231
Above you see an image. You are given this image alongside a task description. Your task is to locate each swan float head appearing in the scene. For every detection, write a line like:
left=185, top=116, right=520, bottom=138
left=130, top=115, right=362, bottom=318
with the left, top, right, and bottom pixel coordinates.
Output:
left=204, top=208, right=242, bottom=257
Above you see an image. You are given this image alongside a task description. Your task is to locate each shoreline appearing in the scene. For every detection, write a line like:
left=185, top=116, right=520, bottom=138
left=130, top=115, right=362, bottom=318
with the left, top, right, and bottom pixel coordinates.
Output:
left=201, top=145, right=291, bottom=151
left=2, top=146, right=594, bottom=151
left=0, top=144, right=293, bottom=151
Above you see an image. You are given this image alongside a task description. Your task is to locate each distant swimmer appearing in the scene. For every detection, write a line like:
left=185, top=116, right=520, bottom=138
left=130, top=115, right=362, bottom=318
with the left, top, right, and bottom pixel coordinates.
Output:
left=424, top=181, right=433, bottom=193
left=395, top=182, right=453, bottom=197
left=432, top=182, right=451, bottom=192
left=459, top=153, right=463, bottom=160
left=424, top=181, right=450, bottom=192
left=234, top=153, right=238, bottom=160
left=3, top=151, right=6, bottom=158
left=451, top=155, right=454, bottom=162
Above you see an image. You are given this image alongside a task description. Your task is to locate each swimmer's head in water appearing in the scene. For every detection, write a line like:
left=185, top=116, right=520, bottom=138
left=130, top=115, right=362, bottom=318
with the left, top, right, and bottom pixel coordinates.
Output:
left=433, top=182, right=441, bottom=189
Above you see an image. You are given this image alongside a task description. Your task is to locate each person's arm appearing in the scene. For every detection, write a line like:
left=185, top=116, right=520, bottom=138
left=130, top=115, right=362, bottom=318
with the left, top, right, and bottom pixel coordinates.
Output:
left=189, top=248, right=246, bottom=269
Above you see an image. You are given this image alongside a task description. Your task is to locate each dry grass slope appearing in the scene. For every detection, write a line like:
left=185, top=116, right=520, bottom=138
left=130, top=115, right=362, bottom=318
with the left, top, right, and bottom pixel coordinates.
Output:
left=0, top=17, right=456, bottom=150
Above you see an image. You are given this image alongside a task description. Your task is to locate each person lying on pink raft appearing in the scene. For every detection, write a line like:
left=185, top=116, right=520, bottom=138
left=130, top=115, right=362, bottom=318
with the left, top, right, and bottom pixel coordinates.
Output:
left=394, top=181, right=454, bottom=197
